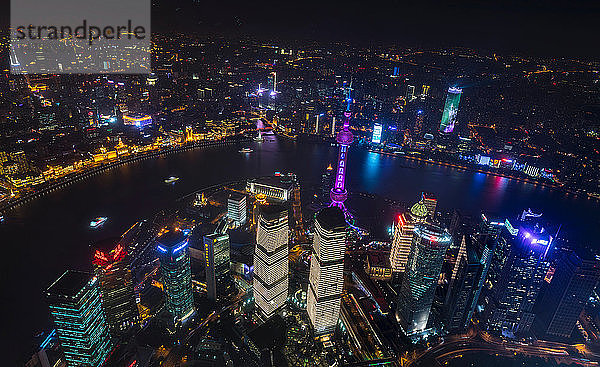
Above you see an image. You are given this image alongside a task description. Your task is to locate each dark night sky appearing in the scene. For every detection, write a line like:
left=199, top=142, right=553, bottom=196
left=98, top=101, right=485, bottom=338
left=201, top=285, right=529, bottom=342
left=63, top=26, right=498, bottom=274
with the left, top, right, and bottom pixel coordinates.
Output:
left=152, top=0, right=600, bottom=58
left=1, top=0, right=598, bottom=58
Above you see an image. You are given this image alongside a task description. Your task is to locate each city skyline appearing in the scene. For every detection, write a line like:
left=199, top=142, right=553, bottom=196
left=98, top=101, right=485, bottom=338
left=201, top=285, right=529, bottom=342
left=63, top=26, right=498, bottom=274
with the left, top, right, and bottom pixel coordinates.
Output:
left=2, top=3, right=600, bottom=366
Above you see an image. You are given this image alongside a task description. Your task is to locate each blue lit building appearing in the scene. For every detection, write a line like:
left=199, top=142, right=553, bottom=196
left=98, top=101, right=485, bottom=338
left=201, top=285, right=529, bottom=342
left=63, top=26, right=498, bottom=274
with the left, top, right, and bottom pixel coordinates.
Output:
left=157, top=229, right=195, bottom=324
left=372, top=123, right=383, bottom=144
left=484, top=224, right=551, bottom=337
left=535, top=250, right=600, bottom=339
left=46, top=270, right=112, bottom=367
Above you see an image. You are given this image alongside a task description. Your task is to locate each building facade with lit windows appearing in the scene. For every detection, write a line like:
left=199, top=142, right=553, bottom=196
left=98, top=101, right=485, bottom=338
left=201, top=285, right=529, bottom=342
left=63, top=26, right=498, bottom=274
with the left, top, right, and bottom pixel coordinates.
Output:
left=253, top=204, right=289, bottom=320
left=46, top=270, right=113, bottom=367
left=307, top=207, right=347, bottom=334
left=421, top=192, right=438, bottom=220
left=204, top=232, right=233, bottom=302
left=397, top=223, right=452, bottom=335
left=366, top=251, right=392, bottom=280
left=92, top=240, right=139, bottom=335
left=246, top=176, right=294, bottom=202
left=389, top=199, right=429, bottom=273
left=484, top=224, right=551, bottom=337
left=228, top=193, right=247, bottom=228
left=535, top=250, right=600, bottom=339
left=445, top=235, right=484, bottom=334
left=157, top=230, right=195, bottom=324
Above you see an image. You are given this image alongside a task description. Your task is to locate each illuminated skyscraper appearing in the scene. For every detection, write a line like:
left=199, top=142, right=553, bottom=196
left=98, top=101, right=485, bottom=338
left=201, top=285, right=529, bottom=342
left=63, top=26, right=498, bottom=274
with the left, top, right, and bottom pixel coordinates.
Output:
left=421, top=85, right=430, bottom=100
left=445, top=235, right=484, bottom=333
left=389, top=200, right=428, bottom=273
left=331, top=116, right=336, bottom=137
left=228, top=193, right=247, bottom=228
left=204, top=232, right=233, bottom=302
left=484, top=224, right=550, bottom=337
left=372, top=123, right=383, bottom=144
left=253, top=204, right=289, bottom=320
left=46, top=271, right=113, bottom=367
left=439, top=87, right=462, bottom=133
left=397, top=223, right=452, bottom=335
left=421, top=192, right=437, bottom=220
left=307, top=207, right=347, bottom=334
left=269, top=71, right=277, bottom=93
left=413, top=110, right=424, bottom=139
left=536, top=251, right=600, bottom=339
left=320, top=164, right=334, bottom=203
left=406, top=85, right=415, bottom=101
left=157, top=230, right=195, bottom=324
left=92, top=240, right=138, bottom=335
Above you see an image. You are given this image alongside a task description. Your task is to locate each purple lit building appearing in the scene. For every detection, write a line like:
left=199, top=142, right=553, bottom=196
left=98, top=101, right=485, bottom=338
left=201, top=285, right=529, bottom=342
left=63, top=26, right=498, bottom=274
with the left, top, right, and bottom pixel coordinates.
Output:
left=330, top=110, right=354, bottom=212
left=483, top=224, right=551, bottom=338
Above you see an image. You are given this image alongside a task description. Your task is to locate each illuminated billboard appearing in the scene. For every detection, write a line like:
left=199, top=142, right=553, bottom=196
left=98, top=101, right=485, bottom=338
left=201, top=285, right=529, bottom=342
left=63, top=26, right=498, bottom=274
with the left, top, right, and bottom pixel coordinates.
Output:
left=439, top=87, right=462, bottom=133
left=123, top=113, right=152, bottom=127
left=372, top=123, right=383, bottom=144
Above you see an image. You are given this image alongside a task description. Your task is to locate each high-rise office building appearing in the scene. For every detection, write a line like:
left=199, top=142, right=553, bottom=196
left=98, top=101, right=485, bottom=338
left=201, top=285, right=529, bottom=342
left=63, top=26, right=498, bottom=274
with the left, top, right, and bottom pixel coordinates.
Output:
left=479, top=213, right=506, bottom=243
left=535, top=251, right=600, bottom=339
left=421, top=192, right=437, bottom=220
left=439, top=87, right=462, bottom=133
left=406, top=85, right=416, bottom=101
left=484, top=224, right=551, bottom=337
left=397, top=223, right=452, bottom=335
left=228, top=193, right=247, bottom=227
left=307, top=207, right=347, bottom=334
left=413, top=110, right=424, bottom=139
left=204, top=232, right=233, bottom=302
left=46, top=271, right=113, bottom=367
left=92, top=241, right=138, bottom=335
left=157, top=230, right=195, bottom=324
left=389, top=199, right=429, bottom=272
left=421, top=85, right=430, bottom=100
left=372, top=123, right=383, bottom=144
left=320, top=164, right=334, bottom=203
left=253, top=204, right=289, bottom=320
left=445, top=235, right=484, bottom=333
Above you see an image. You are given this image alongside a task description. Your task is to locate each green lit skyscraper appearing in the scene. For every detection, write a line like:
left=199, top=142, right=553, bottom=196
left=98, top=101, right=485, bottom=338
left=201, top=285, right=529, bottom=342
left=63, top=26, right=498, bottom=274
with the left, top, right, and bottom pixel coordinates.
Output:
left=439, top=87, right=462, bottom=133
left=46, top=270, right=113, bottom=367
left=157, top=229, right=195, bottom=324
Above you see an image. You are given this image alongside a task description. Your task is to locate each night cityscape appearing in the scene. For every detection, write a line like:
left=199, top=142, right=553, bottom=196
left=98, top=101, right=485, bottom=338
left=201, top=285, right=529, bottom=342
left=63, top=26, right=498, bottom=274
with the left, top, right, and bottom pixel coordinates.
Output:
left=2, top=1, right=600, bottom=366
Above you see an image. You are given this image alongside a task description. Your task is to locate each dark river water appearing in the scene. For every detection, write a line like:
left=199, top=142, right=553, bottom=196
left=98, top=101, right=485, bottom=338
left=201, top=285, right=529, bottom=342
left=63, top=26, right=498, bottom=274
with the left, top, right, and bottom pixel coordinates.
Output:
left=2, top=136, right=599, bottom=364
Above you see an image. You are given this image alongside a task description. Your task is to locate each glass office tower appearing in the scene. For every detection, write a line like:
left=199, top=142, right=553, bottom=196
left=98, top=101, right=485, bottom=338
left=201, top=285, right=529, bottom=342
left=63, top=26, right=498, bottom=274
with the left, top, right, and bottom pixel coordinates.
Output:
left=92, top=240, right=139, bottom=335
left=204, top=232, right=233, bottom=302
left=398, top=223, right=452, bottom=335
left=157, top=229, right=195, bottom=324
left=46, top=270, right=112, bottom=367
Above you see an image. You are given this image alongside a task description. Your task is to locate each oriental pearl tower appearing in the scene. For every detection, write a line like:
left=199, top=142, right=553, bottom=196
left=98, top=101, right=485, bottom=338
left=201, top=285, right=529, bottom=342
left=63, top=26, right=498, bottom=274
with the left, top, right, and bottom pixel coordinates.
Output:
left=329, top=90, right=354, bottom=215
